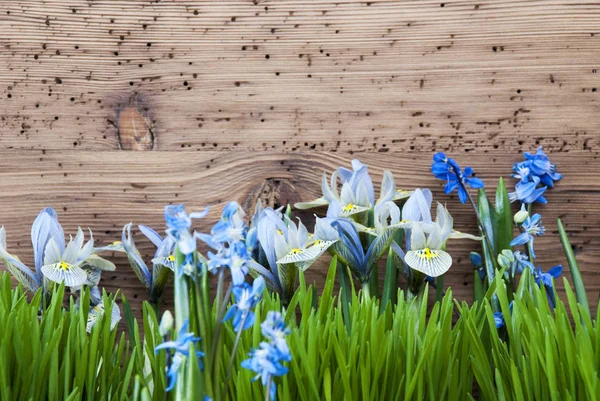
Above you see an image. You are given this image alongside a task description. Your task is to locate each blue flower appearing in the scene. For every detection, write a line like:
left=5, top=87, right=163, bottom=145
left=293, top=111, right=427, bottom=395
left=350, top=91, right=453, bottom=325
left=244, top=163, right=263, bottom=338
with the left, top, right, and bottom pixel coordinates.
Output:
left=534, top=265, right=563, bottom=308
left=241, top=342, right=288, bottom=401
left=431, top=152, right=484, bottom=204
left=508, top=178, right=547, bottom=204
left=223, top=276, right=265, bottom=332
left=510, top=214, right=544, bottom=258
left=155, top=320, right=204, bottom=392
left=513, top=250, right=534, bottom=274
left=493, top=302, right=513, bottom=329
left=260, top=311, right=292, bottom=359
left=242, top=312, right=291, bottom=401
left=493, top=311, right=505, bottom=329
left=524, top=147, right=562, bottom=187
left=165, top=204, right=209, bottom=255
left=509, top=147, right=561, bottom=204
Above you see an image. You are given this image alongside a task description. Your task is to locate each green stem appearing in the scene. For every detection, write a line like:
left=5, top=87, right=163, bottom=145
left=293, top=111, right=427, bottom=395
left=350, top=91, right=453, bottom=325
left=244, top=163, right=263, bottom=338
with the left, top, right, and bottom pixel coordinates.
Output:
left=265, top=376, right=272, bottom=401
left=173, top=248, right=189, bottom=401
left=224, top=312, right=250, bottom=401
left=361, top=280, right=371, bottom=299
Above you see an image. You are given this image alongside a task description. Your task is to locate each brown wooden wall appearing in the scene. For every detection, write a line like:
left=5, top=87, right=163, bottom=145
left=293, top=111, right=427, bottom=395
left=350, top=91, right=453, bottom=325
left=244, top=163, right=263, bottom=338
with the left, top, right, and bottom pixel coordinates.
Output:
left=1, top=0, right=599, bottom=316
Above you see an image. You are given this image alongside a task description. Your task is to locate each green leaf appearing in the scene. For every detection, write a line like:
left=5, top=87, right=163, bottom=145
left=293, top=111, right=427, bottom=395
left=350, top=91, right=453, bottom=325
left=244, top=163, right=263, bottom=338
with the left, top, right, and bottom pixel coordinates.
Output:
left=557, top=218, right=590, bottom=316
left=494, top=177, right=513, bottom=253
left=381, top=248, right=398, bottom=312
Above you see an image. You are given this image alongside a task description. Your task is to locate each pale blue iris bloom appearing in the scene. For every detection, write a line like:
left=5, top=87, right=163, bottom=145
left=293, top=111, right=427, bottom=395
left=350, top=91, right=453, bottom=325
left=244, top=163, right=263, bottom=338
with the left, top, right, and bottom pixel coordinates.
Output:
left=223, top=276, right=265, bottom=332
left=0, top=208, right=111, bottom=291
left=294, top=159, right=412, bottom=219
left=256, top=208, right=334, bottom=302
left=155, top=320, right=204, bottom=392
left=95, top=223, right=176, bottom=304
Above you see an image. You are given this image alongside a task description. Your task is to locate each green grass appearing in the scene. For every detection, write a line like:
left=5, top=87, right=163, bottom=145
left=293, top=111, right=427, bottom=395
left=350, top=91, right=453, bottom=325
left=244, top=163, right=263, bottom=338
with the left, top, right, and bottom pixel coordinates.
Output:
left=0, top=274, right=138, bottom=401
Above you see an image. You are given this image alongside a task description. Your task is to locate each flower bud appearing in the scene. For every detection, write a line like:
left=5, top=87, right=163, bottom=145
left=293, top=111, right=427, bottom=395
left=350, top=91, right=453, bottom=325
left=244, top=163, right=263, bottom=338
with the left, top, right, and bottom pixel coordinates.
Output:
left=469, top=252, right=483, bottom=268
left=514, top=206, right=529, bottom=224
left=159, top=310, right=174, bottom=337
left=497, top=249, right=515, bottom=269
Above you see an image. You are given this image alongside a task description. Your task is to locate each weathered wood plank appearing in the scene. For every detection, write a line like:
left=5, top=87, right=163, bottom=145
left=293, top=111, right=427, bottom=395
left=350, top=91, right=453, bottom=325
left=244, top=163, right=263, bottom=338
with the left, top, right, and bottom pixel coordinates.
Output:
left=1, top=1, right=599, bottom=152
left=0, top=150, right=597, bottom=314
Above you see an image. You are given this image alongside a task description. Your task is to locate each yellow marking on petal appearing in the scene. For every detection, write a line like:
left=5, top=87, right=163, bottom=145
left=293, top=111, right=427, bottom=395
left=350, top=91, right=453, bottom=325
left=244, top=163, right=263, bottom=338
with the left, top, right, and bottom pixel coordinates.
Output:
left=168, top=255, right=175, bottom=261
left=290, top=248, right=302, bottom=255
left=417, top=248, right=437, bottom=260
left=314, top=240, right=322, bottom=245
left=276, top=229, right=284, bottom=235
left=342, top=203, right=356, bottom=213
left=111, top=241, right=122, bottom=246
left=60, top=261, right=72, bottom=271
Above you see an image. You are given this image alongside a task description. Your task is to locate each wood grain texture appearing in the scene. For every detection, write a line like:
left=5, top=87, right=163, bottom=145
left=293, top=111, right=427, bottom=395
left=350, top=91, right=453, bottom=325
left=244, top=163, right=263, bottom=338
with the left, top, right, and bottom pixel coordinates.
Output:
left=1, top=0, right=599, bottom=152
left=0, top=1, right=599, bottom=316
left=0, top=151, right=597, bottom=314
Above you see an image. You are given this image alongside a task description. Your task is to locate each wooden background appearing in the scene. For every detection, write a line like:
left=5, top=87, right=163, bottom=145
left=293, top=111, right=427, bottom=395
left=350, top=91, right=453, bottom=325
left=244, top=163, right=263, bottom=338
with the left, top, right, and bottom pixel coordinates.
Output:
left=1, top=0, right=599, bottom=316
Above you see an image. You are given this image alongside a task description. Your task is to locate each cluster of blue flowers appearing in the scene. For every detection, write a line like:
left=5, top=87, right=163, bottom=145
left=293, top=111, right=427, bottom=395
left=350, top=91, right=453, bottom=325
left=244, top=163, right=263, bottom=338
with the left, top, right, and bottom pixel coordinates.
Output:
left=508, top=148, right=563, bottom=307
left=509, top=147, right=562, bottom=204
left=242, top=311, right=292, bottom=401
left=431, top=152, right=484, bottom=204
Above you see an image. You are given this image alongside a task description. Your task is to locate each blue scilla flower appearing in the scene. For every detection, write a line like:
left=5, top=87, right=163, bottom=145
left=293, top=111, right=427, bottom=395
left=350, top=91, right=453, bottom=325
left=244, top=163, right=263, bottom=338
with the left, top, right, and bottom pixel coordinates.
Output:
left=261, top=311, right=292, bottom=358
left=431, top=152, right=484, bottom=204
left=493, top=302, right=513, bottom=329
left=510, top=214, right=544, bottom=258
left=513, top=250, right=534, bottom=274
left=534, top=265, right=563, bottom=308
left=523, top=147, right=562, bottom=188
left=242, top=312, right=291, bottom=401
left=206, top=241, right=253, bottom=286
left=242, top=342, right=288, bottom=401
left=508, top=177, right=547, bottom=204
left=165, top=204, right=209, bottom=255
left=155, top=320, right=204, bottom=392
left=224, top=276, right=265, bottom=332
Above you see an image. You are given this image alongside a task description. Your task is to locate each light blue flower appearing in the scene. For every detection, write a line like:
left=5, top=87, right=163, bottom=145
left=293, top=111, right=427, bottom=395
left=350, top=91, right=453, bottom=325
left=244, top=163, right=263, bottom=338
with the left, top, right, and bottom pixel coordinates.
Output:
left=196, top=202, right=255, bottom=285
left=256, top=208, right=334, bottom=301
left=242, top=311, right=291, bottom=401
left=493, top=302, right=513, bottom=329
left=223, top=276, right=265, bottom=332
left=294, top=160, right=412, bottom=219
left=260, top=311, right=292, bottom=359
left=165, top=204, right=209, bottom=255
left=155, top=320, right=204, bottom=392
left=509, top=147, right=561, bottom=204
left=241, top=342, right=287, bottom=401
left=508, top=177, right=547, bottom=204
left=431, top=153, right=484, bottom=204
left=523, top=147, right=562, bottom=187
left=510, top=214, right=544, bottom=258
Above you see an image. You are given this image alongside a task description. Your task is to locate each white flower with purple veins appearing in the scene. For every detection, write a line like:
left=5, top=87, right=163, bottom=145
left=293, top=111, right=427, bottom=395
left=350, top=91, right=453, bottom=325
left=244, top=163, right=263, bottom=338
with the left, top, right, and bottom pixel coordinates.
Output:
left=86, top=302, right=122, bottom=333
left=294, top=159, right=413, bottom=218
left=255, top=208, right=336, bottom=302
left=40, top=227, right=94, bottom=287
